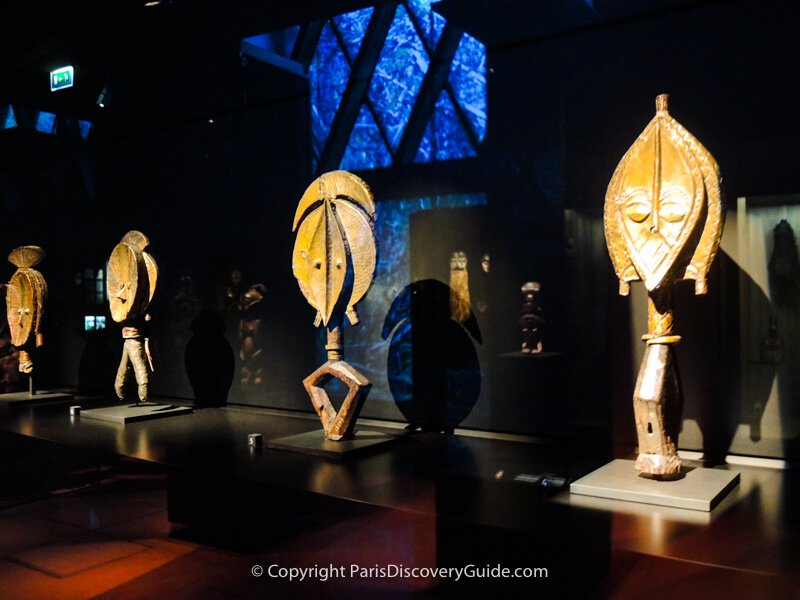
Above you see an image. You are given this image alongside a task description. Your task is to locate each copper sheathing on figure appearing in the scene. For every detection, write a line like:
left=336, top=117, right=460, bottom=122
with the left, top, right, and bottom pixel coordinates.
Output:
left=107, top=230, right=158, bottom=323
left=107, top=231, right=159, bottom=404
left=605, top=94, right=724, bottom=297
left=6, top=246, right=48, bottom=373
left=604, top=95, right=725, bottom=477
left=292, top=171, right=377, bottom=441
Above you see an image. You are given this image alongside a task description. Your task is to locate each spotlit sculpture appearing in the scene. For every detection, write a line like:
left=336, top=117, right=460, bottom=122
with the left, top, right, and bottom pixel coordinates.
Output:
left=6, top=246, right=47, bottom=376
left=604, top=94, right=724, bottom=477
left=108, top=231, right=159, bottom=405
left=292, top=170, right=376, bottom=440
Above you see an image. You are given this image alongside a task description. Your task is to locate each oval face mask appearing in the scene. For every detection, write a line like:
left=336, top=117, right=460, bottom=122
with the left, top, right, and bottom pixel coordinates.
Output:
left=604, top=95, right=724, bottom=295
left=292, top=170, right=376, bottom=328
left=6, top=246, right=47, bottom=347
left=107, top=231, right=158, bottom=323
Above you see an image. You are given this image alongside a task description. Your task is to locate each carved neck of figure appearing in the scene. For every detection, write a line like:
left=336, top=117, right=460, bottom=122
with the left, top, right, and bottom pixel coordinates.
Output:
left=647, top=288, right=673, bottom=338
left=326, top=326, right=343, bottom=361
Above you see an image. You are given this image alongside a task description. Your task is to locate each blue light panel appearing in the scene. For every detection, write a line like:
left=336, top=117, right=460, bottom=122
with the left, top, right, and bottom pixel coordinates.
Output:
left=78, top=120, right=93, bottom=140
left=332, top=7, right=374, bottom=61
left=309, top=23, right=351, bottom=161
left=367, top=4, right=428, bottom=152
left=35, top=111, right=57, bottom=134
left=2, top=106, right=17, bottom=129
left=448, top=32, right=487, bottom=141
left=259, top=0, right=487, bottom=169
left=414, top=90, right=474, bottom=163
left=340, top=104, right=392, bottom=170
left=406, top=0, right=446, bottom=50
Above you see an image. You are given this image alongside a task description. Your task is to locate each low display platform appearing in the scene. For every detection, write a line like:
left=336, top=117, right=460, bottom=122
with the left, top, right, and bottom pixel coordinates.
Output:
left=80, top=403, right=192, bottom=424
left=570, top=458, right=740, bottom=511
left=0, top=391, right=73, bottom=406
left=265, top=428, right=399, bottom=459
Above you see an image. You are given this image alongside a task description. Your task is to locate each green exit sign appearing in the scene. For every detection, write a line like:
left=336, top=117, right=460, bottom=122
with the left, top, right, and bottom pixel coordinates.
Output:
left=50, top=66, right=74, bottom=91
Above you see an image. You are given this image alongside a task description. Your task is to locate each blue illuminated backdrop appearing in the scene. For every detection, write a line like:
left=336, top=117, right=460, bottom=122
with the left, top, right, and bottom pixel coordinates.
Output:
left=312, top=1, right=486, bottom=169
left=243, top=0, right=487, bottom=171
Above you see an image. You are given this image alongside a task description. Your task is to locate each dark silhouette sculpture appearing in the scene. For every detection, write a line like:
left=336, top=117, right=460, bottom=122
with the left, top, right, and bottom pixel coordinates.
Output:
left=185, top=310, right=235, bottom=408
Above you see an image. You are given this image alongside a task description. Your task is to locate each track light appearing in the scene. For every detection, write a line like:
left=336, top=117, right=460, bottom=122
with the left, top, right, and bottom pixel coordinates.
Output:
left=96, top=86, right=112, bottom=108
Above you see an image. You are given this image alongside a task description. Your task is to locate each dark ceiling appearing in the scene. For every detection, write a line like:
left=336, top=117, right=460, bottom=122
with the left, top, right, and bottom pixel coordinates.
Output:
left=1, top=0, right=712, bottom=126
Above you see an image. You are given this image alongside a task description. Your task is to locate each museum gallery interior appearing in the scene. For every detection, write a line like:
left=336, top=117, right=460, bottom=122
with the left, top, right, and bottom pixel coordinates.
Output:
left=1, top=0, right=799, bottom=597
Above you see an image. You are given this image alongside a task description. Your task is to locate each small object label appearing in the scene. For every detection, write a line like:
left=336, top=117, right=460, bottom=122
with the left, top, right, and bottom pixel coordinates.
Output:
left=248, top=433, right=262, bottom=447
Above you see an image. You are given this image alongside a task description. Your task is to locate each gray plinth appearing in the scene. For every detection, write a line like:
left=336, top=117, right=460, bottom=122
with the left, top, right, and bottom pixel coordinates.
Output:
left=0, top=391, right=73, bottom=405
left=570, top=459, right=740, bottom=511
left=266, top=429, right=399, bottom=459
left=80, top=404, right=192, bottom=424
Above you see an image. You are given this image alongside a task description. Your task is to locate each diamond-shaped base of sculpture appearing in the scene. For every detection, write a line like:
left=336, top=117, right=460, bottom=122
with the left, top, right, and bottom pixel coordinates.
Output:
left=80, top=403, right=192, bottom=424
left=0, top=391, right=73, bottom=406
left=266, top=428, right=398, bottom=459
left=570, top=459, right=739, bottom=511
left=303, top=359, right=371, bottom=441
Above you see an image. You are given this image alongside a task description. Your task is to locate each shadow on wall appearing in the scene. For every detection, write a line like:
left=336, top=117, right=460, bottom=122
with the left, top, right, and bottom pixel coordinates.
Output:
left=185, top=310, right=234, bottom=408
left=383, top=279, right=481, bottom=433
left=77, top=329, right=116, bottom=395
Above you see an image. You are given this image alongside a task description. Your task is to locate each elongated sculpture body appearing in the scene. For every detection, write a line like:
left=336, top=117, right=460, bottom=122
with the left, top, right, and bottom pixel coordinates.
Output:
left=604, top=95, right=724, bottom=476
left=292, top=171, right=376, bottom=440
left=108, top=231, right=159, bottom=404
left=6, top=246, right=48, bottom=375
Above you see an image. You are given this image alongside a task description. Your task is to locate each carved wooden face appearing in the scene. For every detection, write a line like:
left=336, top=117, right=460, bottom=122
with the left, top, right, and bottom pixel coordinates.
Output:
left=450, top=251, right=467, bottom=272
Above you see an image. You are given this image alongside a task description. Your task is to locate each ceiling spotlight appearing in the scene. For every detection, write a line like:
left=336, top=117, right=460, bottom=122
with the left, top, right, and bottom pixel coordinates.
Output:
left=144, top=0, right=162, bottom=6
left=96, top=86, right=112, bottom=108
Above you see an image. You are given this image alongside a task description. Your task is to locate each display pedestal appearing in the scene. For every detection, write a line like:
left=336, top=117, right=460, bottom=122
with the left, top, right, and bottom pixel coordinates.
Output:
left=266, top=428, right=399, bottom=459
left=570, top=459, right=739, bottom=511
left=80, top=403, right=192, bottom=424
left=0, top=391, right=73, bottom=406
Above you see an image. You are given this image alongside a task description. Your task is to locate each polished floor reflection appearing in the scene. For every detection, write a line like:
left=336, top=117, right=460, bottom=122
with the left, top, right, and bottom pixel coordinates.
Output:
left=1, top=427, right=799, bottom=598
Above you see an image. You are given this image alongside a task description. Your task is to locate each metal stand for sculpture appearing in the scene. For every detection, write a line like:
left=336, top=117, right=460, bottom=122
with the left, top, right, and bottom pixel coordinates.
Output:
left=6, top=246, right=48, bottom=396
left=292, top=170, right=376, bottom=441
left=107, top=231, right=159, bottom=406
left=604, top=94, right=724, bottom=477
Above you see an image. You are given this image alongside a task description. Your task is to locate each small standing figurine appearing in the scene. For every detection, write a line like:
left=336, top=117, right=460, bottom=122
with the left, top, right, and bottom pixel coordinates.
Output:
left=6, top=246, right=47, bottom=390
left=239, top=283, right=267, bottom=386
left=604, top=95, right=724, bottom=477
left=449, top=251, right=471, bottom=323
left=107, top=231, right=159, bottom=405
left=520, top=281, right=544, bottom=354
left=292, top=170, right=376, bottom=441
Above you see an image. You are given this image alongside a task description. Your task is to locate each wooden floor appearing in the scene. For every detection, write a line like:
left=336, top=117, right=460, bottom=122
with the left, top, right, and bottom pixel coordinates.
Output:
left=1, top=403, right=799, bottom=598
left=0, top=456, right=797, bottom=599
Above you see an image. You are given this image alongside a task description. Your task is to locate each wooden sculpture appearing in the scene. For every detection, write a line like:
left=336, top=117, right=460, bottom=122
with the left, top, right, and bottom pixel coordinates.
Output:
left=292, top=170, right=376, bottom=441
left=107, top=231, right=158, bottom=404
left=604, top=94, right=724, bottom=477
left=449, top=251, right=471, bottom=323
left=6, top=246, right=47, bottom=380
left=520, top=281, right=544, bottom=354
